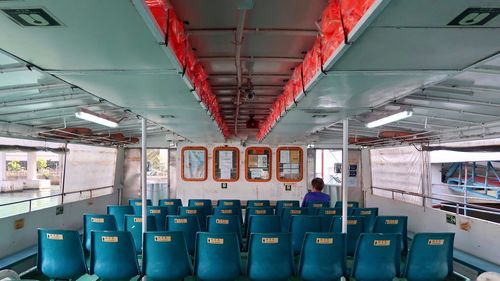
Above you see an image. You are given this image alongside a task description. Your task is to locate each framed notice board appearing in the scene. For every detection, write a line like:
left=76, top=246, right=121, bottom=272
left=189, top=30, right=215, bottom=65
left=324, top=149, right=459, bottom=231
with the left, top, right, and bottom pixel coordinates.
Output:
left=276, top=147, right=303, bottom=182
left=245, top=147, right=272, bottom=182
left=181, top=146, right=208, bottom=181
left=213, top=146, right=239, bottom=182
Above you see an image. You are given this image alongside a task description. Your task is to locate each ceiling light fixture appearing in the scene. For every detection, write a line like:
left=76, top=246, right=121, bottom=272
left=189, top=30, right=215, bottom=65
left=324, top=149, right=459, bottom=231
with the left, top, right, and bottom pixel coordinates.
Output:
left=366, top=111, right=413, bottom=128
left=75, top=108, right=118, bottom=128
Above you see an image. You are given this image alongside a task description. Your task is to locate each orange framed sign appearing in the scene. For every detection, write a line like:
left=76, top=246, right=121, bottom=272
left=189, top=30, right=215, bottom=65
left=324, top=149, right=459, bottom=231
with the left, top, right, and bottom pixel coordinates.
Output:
left=245, top=147, right=272, bottom=182
left=181, top=146, right=208, bottom=181
left=213, top=146, right=240, bottom=182
left=276, top=147, right=303, bottom=182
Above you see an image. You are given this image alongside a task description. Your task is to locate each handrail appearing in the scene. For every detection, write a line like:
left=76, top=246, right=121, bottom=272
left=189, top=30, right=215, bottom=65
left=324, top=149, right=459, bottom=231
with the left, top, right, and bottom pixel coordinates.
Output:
left=371, top=186, right=500, bottom=215
left=0, top=186, right=113, bottom=209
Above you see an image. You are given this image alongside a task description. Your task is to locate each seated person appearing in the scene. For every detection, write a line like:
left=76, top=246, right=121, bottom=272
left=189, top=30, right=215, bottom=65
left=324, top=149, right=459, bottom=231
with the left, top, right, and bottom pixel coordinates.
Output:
left=301, top=177, right=330, bottom=207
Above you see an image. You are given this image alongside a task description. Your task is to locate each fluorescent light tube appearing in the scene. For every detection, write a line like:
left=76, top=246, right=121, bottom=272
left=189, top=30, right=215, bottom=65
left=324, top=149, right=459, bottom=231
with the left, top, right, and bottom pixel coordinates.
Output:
left=366, top=111, right=413, bottom=128
left=75, top=109, right=118, bottom=128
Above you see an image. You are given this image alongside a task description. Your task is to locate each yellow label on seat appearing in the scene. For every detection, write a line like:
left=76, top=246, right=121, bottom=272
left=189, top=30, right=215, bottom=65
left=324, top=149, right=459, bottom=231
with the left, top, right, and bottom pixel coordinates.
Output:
left=174, top=218, right=187, bottom=224
left=164, top=201, right=174, bottom=206
left=428, top=239, right=444, bottom=246
left=91, top=217, right=104, bottom=223
left=348, top=203, right=353, bottom=207
left=155, top=235, right=172, bottom=242
left=283, top=203, right=293, bottom=207
left=47, top=233, right=63, bottom=240
left=223, top=202, right=233, bottom=206
left=373, top=240, right=390, bottom=246
left=216, top=219, right=229, bottom=224
left=150, top=209, right=161, bottom=214
left=316, top=238, right=333, bottom=244
left=207, top=238, right=224, bottom=244
left=313, top=203, right=323, bottom=208
left=102, top=236, right=118, bottom=243
left=255, top=210, right=267, bottom=215
left=290, top=210, right=301, bottom=215
left=134, top=218, right=142, bottom=223
left=347, top=220, right=357, bottom=225
left=135, top=202, right=142, bottom=206
left=385, top=219, right=399, bottom=225
left=254, top=203, right=264, bottom=207
left=360, top=211, right=372, bottom=215
left=221, top=209, right=233, bottom=214
left=186, top=209, right=197, bottom=214
left=195, top=202, right=204, bottom=206
left=325, top=210, right=337, bottom=215
left=262, top=237, right=279, bottom=244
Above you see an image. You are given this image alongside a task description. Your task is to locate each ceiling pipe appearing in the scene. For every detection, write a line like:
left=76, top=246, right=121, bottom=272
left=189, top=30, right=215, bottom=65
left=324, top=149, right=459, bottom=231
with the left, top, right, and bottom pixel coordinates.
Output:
left=0, top=64, right=28, bottom=74
left=0, top=83, right=71, bottom=95
left=198, top=55, right=303, bottom=63
left=234, top=9, right=248, bottom=135
left=187, top=28, right=318, bottom=36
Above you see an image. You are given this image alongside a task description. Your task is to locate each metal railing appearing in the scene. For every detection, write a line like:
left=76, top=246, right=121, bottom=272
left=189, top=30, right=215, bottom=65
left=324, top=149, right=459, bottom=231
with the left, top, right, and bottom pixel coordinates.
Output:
left=0, top=186, right=113, bottom=212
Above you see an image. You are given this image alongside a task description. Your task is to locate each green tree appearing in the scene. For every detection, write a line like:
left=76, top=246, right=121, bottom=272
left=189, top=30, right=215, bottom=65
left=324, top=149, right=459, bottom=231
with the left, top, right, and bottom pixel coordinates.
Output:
left=8, top=160, right=21, bottom=172
left=37, top=159, right=48, bottom=171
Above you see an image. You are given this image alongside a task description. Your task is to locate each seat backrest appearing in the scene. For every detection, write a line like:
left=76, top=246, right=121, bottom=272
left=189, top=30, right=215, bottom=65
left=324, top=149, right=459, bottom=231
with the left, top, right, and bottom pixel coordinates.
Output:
left=289, top=215, right=322, bottom=255
left=306, top=201, right=330, bottom=209
left=166, top=215, right=201, bottom=255
left=194, top=232, right=242, bottom=281
left=334, top=201, right=359, bottom=208
left=179, top=206, right=208, bottom=231
left=129, top=199, right=153, bottom=215
left=213, top=206, right=243, bottom=225
left=246, top=200, right=271, bottom=208
left=247, top=233, right=294, bottom=281
left=147, top=206, right=169, bottom=230
left=319, top=215, right=339, bottom=232
left=317, top=207, right=342, bottom=216
left=247, top=215, right=281, bottom=239
left=107, top=205, right=134, bottom=231
left=124, top=215, right=157, bottom=254
left=352, top=208, right=378, bottom=232
left=298, top=232, right=346, bottom=281
left=332, top=216, right=364, bottom=256
left=404, top=233, right=455, bottom=281
left=207, top=215, right=243, bottom=248
left=218, top=199, right=241, bottom=208
left=188, top=199, right=212, bottom=208
left=142, top=231, right=193, bottom=280
left=244, top=207, right=274, bottom=230
left=37, top=229, right=87, bottom=280
left=275, top=200, right=300, bottom=216
left=351, top=233, right=401, bottom=281
left=83, top=214, right=117, bottom=251
left=158, top=198, right=183, bottom=215
left=90, top=231, right=140, bottom=280
left=374, top=216, right=408, bottom=252
left=280, top=207, right=308, bottom=232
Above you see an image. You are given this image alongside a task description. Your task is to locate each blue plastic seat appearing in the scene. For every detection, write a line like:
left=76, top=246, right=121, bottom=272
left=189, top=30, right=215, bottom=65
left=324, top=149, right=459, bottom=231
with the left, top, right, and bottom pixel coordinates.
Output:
left=187, top=201, right=213, bottom=230
left=83, top=213, right=117, bottom=252
left=247, top=233, right=294, bottom=281
left=246, top=200, right=271, bottom=208
left=37, top=229, right=87, bottom=280
left=207, top=215, right=243, bottom=248
left=307, top=201, right=330, bottom=209
left=194, top=232, right=242, bottom=281
left=147, top=206, right=169, bottom=230
left=244, top=207, right=274, bottom=231
left=317, top=208, right=341, bottom=232
left=218, top=199, right=241, bottom=207
left=298, top=232, right=346, bottom=281
left=317, top=208, right=342, bottom=216
left=352, top=208, right=378, bottom=232
left=129, top=198, right=153, bottom=215
left=280, top=207, right=309, bottom=232
left=124, top=215, right=157, bottom=254
left=142, top=231, right=193, bottom=281
left=166, top=215, right=200, bottom=255
left=246, top=215, right=281, bottom=239
left=213, top=206, right=243, bottom=226
left=319, top=215, right=338, bottom=232
left=90, top=231, right=140, bottom=280
left=289, top=215, right=322, bottom=255
left=332, top=216, right=364, bottom=256
left=275, top=200, right=300, bottom=216
left=374, top=216, right=408, bottom=252
left=179, top=206, right=208, bottom=231
left=188, top=199, right=212, bottom=208
left=351, top=233, right=401, bottom=281
left=334, top=201, right=359, bottom=208
left=404, top=233, right=455, bottom=281
left=158, top=198, right=183, bottom=215
left=107, top=205, right=134, bottom=231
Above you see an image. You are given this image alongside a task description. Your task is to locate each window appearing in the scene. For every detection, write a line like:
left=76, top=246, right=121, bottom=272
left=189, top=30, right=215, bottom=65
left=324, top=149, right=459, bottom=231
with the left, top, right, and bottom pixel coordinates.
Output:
left=181, top=146, right=208, bottom=181
left=213, top=146, right=239, bottom=182
left=276, top=147, right=303, bottom=182
left=245, top=147, right=272, bottom=182
left=315, top=149, right=342, bottom=185
left=147, top=148, right=169, bottom=200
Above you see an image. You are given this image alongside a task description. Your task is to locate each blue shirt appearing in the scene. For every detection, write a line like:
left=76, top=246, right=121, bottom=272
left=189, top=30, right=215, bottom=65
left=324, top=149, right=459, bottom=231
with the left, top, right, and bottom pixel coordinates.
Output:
left=301, top=191, right=330, bottom=207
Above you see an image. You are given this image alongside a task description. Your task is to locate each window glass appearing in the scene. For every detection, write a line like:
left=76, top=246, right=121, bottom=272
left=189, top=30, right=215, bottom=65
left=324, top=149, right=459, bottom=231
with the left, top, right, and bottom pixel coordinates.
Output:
left=213, top=147, right=239, bottom=182
left=182, top=146, right=208, bottom=181
left=245, top=147, right=271, bottom=182
left=277, top=147, right=303, bottom=182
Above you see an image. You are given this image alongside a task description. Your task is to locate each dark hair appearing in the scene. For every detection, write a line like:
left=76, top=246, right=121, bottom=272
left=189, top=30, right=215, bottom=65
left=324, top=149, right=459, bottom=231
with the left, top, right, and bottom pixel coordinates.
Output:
left=311, top=177, right=325, bottom=191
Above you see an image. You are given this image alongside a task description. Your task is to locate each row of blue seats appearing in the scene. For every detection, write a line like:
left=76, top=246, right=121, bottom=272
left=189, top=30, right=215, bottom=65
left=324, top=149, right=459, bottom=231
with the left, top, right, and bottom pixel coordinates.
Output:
left=38, top=229, right=454, bottom=281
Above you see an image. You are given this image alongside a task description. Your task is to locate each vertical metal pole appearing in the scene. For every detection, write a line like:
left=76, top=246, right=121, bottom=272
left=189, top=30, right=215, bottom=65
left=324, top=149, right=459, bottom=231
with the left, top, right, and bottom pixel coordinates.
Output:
left=141, top=118, right=147, bottom=241
left=167, top=148, right=171, bottom=199
left=341, top=119, right=349, bottom=233
left=60, top=143, right=68, bottom=205
left=321, top=149, right=324, bottom=179
left=463, top=162, right=468, bottom=216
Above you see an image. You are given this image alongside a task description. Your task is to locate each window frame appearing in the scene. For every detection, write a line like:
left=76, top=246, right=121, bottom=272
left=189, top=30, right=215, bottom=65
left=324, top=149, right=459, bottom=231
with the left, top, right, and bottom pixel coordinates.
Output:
left=245, top=146, right=272, bottom=182
left=213, top=146, right=240, bottom=182
left=276, top=146, right=304, bottom=182
left=181, top=146, right=208, bottom=182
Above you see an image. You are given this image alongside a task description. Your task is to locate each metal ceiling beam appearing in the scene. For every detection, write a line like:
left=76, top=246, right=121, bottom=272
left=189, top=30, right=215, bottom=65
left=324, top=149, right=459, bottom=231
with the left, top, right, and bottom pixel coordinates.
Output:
left=0, top=83, right=71, bottom=95
left=187, top=28, right=318, bottom=37
left=0, top=64, right=28, bottom=73
left=408, top=94, right=500, bottom=108
left=198, top=56, right=303, bottom=63
left=397, top=102, right=500, bottom=118
left=234, top=8, right=248, bottom=135
left=0, top=102, right=103, bottom=117
left=0, top=93, right=90, bottom=107
left=212, top=85, right=283, bottom=90
left=470, top=65, right=500, bottom=75
left=209, top=73, right=291, bottom=79
left=216, top=92, right=280, bottom=97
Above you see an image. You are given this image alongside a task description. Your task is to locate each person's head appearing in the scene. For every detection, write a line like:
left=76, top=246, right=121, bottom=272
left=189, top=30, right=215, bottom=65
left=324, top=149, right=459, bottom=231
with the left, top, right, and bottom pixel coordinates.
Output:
left=311, top=177, right=325, bottom=192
